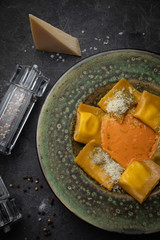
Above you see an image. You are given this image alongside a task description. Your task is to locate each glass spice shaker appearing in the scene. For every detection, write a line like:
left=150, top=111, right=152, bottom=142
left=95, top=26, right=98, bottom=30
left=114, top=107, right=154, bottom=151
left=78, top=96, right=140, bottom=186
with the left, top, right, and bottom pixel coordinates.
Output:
left=0, top=176, right=22, bottom=233
left=0, top=64, right=50, bottom=155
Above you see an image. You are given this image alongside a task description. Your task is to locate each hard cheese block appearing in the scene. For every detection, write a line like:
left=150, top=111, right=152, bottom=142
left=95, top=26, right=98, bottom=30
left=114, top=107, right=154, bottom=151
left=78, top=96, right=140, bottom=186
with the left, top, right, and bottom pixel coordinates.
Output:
left=29, top=14, right=81, bottom=56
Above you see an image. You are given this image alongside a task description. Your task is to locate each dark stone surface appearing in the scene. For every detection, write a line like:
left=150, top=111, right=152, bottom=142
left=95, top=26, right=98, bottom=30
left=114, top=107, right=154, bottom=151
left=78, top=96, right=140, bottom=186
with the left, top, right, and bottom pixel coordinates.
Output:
left=0, top=0, right=160, bottom=239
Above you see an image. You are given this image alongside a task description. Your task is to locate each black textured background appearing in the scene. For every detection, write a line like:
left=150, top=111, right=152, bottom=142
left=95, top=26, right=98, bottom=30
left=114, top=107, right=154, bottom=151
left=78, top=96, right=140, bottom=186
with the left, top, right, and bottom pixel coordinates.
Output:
left=0, top=0, right=160, bottom=239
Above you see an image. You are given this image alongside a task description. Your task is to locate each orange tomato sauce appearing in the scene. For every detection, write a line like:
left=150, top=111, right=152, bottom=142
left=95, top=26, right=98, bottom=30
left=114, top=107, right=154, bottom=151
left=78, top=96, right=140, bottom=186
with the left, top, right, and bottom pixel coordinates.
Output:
left=101, top=114, right=159, bottom=168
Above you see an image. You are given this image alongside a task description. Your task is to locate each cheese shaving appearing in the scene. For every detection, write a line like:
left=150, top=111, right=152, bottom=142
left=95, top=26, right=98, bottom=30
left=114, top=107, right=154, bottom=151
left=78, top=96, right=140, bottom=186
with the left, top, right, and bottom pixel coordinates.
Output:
left=105, top=89, right=134, bottom=117
left=89, top=146, right=124, bottom=184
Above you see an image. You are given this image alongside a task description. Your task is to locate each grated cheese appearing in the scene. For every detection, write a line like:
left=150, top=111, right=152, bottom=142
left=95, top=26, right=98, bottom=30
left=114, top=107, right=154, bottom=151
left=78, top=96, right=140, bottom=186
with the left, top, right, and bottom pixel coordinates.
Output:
left=89, top=146, right=124, bottom=184
left=106, top=89, right=134, bottom=117
left=129, top=86, right=133, bottom=94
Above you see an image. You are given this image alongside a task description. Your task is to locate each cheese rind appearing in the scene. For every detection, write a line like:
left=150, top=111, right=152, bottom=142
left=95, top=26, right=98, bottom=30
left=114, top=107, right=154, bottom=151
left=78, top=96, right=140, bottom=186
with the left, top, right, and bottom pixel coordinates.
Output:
left=29, top=14, right=81, bottom=56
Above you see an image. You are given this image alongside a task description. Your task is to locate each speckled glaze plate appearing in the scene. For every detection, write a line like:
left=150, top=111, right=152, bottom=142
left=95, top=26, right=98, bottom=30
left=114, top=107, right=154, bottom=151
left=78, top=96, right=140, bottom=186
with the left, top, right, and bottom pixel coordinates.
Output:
left=37, top=49, right=160, bottom=234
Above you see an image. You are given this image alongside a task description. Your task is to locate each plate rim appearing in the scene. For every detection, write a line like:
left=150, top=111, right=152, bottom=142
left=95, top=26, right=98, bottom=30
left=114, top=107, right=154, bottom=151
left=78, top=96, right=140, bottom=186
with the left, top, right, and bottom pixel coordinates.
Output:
left=36, top=49, right=160, bottom=234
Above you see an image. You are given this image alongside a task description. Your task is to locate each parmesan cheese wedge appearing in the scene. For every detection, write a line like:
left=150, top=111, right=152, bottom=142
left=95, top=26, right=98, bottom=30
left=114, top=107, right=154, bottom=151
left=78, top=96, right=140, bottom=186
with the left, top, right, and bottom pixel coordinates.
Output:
left=29, top=14, right=81, bottom=56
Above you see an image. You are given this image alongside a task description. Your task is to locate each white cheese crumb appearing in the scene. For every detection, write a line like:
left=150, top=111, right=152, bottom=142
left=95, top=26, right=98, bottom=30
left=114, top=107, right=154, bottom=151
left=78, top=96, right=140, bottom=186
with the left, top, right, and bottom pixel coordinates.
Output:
left=103, top=40, right=109, bottom=45
left=90, top=147, right=124, bottom=184
left=106, top=89, right=134, bottom=117
left=118, top=31, right=124, bottom=35
left=50, top=54, right=54, bottom=58
left=112, top=184, right=122, bottom=191
left=129, top=86, right=133, bottom=94
left=81, top=30, right=85, bottom=34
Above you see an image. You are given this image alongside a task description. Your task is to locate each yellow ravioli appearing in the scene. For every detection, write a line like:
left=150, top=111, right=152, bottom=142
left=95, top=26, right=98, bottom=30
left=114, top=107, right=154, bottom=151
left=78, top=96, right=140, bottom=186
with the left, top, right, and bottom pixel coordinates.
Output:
left=133, top=90, right=160, bottom=133
left=98, top=78, right=141, bottom=120
left=75, top=140, right=114, bottom=191
left=74, top=103, right=105, bottom=145
left=152, top=136, right=160, bottom=165
left=119, top=160, right=160, bottom=203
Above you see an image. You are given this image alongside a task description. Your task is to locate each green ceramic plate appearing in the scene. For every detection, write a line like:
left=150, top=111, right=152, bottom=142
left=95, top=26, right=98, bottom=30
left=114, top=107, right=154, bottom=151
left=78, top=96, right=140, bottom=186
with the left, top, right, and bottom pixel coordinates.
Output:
left=37, top=49, right=160, bottom=234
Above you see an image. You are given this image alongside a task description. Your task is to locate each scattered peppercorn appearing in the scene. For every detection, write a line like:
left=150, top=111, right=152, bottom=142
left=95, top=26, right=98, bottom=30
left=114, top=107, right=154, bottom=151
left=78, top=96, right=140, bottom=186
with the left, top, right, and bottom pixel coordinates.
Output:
left=17, top=185, right=20, bottom=189
left=23, top=189, right=27, bottom=193
left=40, top=185, right=43, bottom=189
left=23, top=176, right=28, bottom=180
left=47, top=218, right=53, bottom=225
left=28, top=177, right=33, bottom=182
left=43, top=227, right=48, bottom=233
left=27, top=214, right=31, bottom=218
left=45, top=231, right=51, bottom=236
left=43, top=227, right=51, bottom=236
left=35, top=179, right=39, bottom=184
left=50, top=198, right=54, bottom=205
